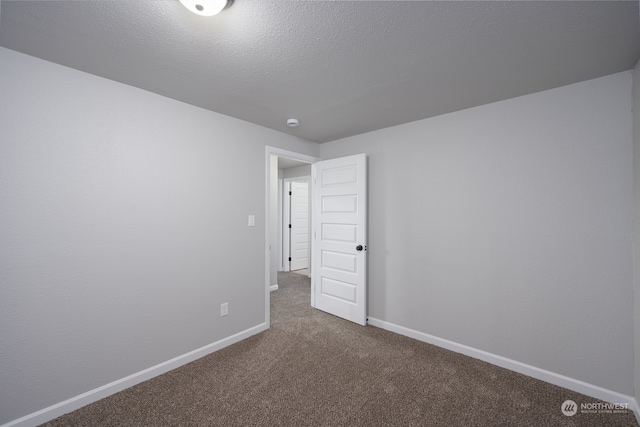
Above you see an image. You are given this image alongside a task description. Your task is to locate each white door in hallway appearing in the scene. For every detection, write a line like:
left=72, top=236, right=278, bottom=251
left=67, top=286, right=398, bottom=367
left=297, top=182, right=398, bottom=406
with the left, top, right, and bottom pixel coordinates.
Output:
left=312, top=154, right=367, bottom=326
left=290, top=180, right=309, bottom=271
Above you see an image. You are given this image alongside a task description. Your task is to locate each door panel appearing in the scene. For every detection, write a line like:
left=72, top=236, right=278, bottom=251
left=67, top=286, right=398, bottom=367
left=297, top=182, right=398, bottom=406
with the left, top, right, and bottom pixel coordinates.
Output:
left=312, top=154, right=367, bottom=325
left=320, top=277, right=357, bottom=302
left=321, top=250, right=357, bottom=273
left=321, top=223, right=357, bottom=242
left=322, top=195, right=358, bottom=213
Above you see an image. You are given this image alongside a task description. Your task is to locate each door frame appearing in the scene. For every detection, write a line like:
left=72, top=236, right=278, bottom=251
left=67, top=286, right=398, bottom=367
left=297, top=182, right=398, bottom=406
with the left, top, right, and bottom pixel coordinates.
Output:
left=265, top=146, right=320, bottom=327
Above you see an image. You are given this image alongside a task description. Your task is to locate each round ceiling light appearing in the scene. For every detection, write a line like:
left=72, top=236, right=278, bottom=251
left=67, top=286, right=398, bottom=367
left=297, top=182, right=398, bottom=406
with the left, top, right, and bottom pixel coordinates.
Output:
left=179, top=0, right=231, bottom=16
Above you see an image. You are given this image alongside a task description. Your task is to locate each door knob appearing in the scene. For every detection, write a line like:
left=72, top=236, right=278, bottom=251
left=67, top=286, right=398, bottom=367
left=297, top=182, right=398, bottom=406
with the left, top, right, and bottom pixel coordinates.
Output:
left=356, top=245, right=364, bottom=251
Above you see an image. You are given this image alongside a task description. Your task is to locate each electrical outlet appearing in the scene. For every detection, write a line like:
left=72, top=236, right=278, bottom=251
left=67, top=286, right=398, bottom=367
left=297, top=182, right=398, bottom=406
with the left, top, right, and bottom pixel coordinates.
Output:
left=221, top=302, right=229, bottom=317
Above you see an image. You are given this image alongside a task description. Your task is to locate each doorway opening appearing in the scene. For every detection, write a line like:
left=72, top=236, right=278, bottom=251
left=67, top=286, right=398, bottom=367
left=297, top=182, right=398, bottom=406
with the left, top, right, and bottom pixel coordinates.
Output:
left=266, top=148, right=369, bottom=327
left=265, top=147, right=319, bottom=327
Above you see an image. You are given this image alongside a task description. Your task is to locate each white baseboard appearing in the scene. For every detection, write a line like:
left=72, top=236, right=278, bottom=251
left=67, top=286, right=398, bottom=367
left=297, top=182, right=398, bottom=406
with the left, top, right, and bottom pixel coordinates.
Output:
left=3, top=323, right=269, bottom=427
left=367, top=317, right=637, bottom=413
left=270, top=284, right=279, bottom=292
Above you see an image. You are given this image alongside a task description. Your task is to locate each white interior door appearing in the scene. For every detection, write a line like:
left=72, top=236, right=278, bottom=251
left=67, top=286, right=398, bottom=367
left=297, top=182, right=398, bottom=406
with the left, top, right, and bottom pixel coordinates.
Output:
left=290, top=180, right=309, bottom=271
left=312, top=154, right=367, bottom=326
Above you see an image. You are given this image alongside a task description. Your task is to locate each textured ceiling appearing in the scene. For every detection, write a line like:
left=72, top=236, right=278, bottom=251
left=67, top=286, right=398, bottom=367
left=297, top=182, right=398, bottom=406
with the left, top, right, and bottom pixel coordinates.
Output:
left=1, top=0, right=639, bottom=143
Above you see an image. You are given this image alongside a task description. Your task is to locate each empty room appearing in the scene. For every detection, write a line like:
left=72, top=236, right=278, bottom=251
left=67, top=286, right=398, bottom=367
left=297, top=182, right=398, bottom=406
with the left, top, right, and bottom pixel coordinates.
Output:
left=2, top=0, right=640, bottom=426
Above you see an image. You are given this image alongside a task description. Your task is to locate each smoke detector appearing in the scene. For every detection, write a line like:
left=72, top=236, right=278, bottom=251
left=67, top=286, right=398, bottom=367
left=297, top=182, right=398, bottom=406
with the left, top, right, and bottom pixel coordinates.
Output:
left=287, top=118, right=299, bottom=128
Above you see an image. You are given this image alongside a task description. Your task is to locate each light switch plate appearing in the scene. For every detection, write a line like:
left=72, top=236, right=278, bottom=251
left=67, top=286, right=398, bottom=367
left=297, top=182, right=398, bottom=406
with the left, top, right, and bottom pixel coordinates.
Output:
left=248, top=215, right=255, bottom=227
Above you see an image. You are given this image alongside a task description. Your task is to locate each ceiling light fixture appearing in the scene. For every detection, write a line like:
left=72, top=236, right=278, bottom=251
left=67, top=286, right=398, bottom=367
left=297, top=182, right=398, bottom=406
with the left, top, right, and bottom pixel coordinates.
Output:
left=179, top=0, right=231, bottom=16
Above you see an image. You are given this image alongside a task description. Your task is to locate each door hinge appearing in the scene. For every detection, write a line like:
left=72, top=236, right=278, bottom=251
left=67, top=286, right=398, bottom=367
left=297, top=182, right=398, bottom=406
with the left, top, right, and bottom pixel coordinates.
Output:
left=289, top=224, right=292, bottom=228
left=289, top=191, right=292, bottom=196
left=288, top=257, right=292, bottom=262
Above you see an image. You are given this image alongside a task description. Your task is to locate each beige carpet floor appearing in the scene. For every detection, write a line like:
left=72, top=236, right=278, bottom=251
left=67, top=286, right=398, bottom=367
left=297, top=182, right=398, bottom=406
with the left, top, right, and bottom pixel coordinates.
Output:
left=41, top=272, right=638, bottom=426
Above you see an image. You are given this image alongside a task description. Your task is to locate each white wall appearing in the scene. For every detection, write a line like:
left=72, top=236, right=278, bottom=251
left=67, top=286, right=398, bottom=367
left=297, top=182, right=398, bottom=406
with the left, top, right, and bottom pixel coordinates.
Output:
left=0, top=47, right=318, bottom=425
left=320, top=71, right=634, bottom=396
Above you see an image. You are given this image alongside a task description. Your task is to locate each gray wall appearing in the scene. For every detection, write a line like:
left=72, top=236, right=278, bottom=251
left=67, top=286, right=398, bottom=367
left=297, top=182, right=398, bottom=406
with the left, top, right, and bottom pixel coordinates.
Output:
left=634, top=59, right=640, bottom=406
left=320, top=71, right=634, bottom=396
left=0, top=47, right=318, bottom=424
left=283, top=164, right=312, bottom=179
